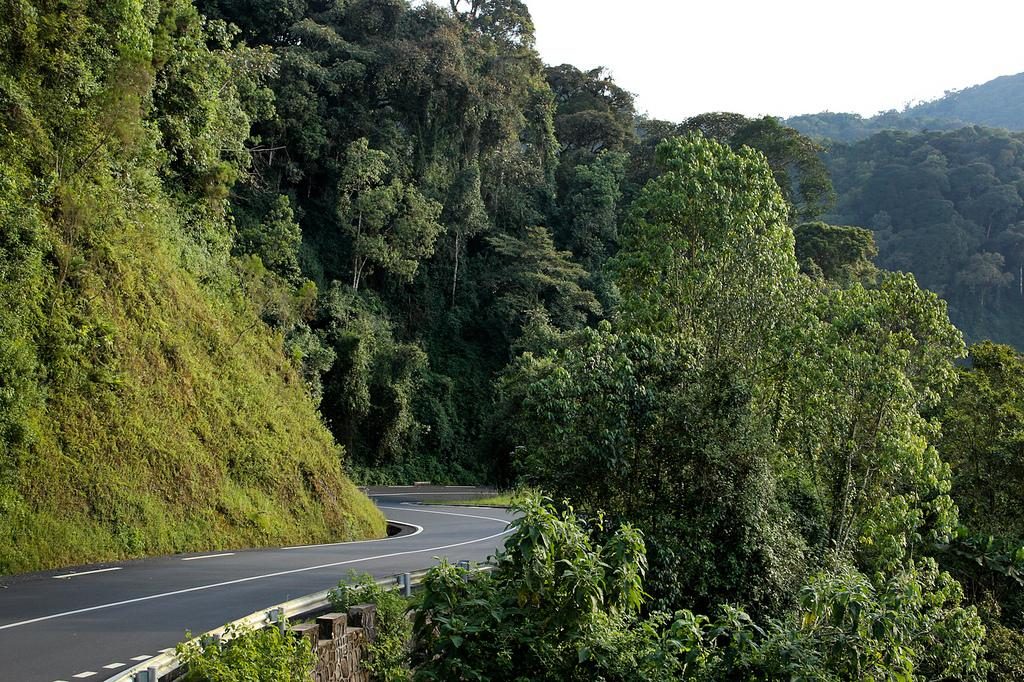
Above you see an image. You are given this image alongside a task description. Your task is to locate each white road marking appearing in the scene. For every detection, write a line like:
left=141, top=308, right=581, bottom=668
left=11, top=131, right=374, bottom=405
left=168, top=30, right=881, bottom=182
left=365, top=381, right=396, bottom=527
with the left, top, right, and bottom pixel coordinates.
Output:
left=130, top=656, right=151, bottom=661
left=387, top=505, right=509, bottom=524
left=281, top=520, right=423, bottom=550
left=102, top=663, right=125, bottom=669
left=181, top=553, right=235, bottom=561
left=0, top=516, right=511, bottom=631
left=53, top=567, right=122, bottom=579
left=72, top=672, right=96, bottom=679
left=371, top=491, right=495, bottom=496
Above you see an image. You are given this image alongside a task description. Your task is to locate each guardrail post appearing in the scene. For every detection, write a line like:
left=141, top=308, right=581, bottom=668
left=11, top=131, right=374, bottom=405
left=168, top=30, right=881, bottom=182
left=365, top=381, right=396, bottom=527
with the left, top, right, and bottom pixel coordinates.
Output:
left=133, top=664, right=158, bottom=682
left=457, top=560, right=471, bottom=581
left=268, top=606, right=286, bottom=634
left=398, top=572, right=412, bottom=597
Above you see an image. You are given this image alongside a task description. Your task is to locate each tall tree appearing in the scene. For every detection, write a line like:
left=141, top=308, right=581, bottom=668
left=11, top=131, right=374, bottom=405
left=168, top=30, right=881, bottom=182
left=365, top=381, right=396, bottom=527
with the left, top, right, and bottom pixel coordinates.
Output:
left=680, top=113, right=834, bottom=222
left=486, top=225, right=600, bottom=339
left=613, top=132, right=797, bottom=370
left=939, top=341, right=1024, bottom=536
left=336, top=138, right=443, bottom=291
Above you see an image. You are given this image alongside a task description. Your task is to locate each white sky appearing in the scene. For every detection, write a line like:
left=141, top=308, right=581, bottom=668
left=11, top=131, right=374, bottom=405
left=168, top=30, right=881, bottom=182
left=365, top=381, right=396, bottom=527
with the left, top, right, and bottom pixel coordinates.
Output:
left=520, top=0, right=1024, bottom=120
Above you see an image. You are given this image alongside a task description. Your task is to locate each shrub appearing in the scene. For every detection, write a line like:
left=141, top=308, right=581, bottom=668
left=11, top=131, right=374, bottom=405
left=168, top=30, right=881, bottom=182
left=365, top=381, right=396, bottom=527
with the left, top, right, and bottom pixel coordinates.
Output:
left=329, top=573, right=412, bottom=681
left=176, top=620, right=315, bottom=682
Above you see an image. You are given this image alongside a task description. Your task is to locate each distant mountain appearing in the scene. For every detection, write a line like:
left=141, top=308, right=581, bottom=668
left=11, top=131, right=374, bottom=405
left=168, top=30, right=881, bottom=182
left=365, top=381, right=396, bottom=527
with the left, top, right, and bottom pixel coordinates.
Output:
left=909, top=72, right=1024, bottom=129
left=786, top=72, right=1024, bottom=142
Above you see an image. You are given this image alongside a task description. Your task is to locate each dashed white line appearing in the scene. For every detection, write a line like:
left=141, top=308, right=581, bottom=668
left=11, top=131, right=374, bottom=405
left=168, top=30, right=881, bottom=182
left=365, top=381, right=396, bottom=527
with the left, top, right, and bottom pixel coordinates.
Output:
left=102, top=662, right=125, bottom=669
left=53, top=567, right=122, bottom=579
left=181, top=553, right=235, bottom=561
left=72, top=673, right=96, bottom=679
left=130, top=655, right=151, bottom=661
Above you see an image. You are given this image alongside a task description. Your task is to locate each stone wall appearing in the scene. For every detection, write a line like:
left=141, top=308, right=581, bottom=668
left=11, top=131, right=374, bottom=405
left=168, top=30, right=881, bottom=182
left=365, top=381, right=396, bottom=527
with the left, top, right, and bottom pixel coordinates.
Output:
left=290, top=604, right=378, bottom=682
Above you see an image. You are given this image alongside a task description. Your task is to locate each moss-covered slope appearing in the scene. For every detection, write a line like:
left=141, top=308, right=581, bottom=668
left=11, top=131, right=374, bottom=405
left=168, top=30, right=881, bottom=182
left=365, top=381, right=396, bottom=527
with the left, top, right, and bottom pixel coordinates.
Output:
left=3, top=226, right=384, bottom=573
left=0, top=0, right=384, bottom=574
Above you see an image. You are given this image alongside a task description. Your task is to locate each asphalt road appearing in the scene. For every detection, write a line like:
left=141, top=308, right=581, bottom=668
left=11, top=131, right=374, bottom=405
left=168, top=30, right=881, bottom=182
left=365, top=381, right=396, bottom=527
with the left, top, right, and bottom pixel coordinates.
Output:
left=0, top=487, right=514, bottom=682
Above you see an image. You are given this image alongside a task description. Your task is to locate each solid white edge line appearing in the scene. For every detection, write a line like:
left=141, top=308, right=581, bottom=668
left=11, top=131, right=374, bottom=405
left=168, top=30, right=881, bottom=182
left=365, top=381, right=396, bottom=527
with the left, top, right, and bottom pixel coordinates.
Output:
left=281, top=520, right=424, bottom=550
left=0, top=525, right=512, bottom=631
left=53, top=567, right=122, bottom=579
left=180, top=553, right=235, bottom=561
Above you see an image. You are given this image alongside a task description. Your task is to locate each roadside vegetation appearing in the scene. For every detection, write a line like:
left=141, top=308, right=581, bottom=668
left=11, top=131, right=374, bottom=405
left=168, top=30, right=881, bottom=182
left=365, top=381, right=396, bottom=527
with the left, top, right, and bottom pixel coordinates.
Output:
left=177, top=620, right=316, bottom=682
left=412, top=497, right=986, bottom=681
left=329, top=575, right=412, bottom=682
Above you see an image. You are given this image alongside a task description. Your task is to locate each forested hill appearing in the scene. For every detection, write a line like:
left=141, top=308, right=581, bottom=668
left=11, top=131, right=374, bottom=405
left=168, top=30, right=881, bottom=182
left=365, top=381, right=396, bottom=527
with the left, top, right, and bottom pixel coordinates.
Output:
left=909, top=72, right=1024, bottom=130
left=0, top=0, right=385, bottom=573
left=786, top=72, right=1024, bottom=142
left=824, top=126, right=1024, bottom=347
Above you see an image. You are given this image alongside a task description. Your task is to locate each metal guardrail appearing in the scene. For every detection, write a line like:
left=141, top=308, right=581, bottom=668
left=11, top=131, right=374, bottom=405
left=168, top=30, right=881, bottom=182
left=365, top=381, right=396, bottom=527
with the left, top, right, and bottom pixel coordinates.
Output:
left=102, top=561, right=486, bottom=682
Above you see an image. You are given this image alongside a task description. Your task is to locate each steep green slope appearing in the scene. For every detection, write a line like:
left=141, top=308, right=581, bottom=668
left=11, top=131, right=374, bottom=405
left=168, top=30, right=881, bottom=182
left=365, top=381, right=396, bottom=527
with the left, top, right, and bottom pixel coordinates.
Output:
left=5, top=211, right=384, bottom=573
left=0, top=0, right=384, bottom=574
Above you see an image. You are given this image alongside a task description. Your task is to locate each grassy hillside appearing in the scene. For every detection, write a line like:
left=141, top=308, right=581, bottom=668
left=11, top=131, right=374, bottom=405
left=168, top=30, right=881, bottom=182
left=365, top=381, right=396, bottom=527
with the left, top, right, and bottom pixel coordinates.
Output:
left=0, top=0, right=384, bottom=574
left=3, top=221, right=384, bottom=574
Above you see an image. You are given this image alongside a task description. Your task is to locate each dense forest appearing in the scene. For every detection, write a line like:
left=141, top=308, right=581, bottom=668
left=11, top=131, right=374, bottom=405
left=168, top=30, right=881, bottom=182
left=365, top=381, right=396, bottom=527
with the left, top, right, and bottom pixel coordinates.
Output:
left=784, top=72, right=1024, bottom=349
left=2, top=0, right=1023, bottom=679
left=824, top=126, right=1024, bottom=347
left=787, top=72, right=1024, bottom=143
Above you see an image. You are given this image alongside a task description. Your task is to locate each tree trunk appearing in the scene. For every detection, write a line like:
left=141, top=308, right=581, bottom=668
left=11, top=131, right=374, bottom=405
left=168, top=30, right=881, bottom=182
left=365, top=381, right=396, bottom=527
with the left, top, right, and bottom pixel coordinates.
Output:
left=451, top=231, right=461, bottom=303
left=352, top=210, right=363, bottom=290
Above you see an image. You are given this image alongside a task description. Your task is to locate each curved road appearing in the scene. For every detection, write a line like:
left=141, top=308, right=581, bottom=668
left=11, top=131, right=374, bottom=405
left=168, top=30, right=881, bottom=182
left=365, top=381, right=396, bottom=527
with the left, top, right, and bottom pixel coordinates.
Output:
left=0, top=488, right=515, bottom=682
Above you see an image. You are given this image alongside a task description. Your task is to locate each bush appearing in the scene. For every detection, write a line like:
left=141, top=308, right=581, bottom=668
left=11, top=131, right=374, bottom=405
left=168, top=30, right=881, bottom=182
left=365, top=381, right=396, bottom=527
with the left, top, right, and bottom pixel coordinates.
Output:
left=329, top=573, right=412, bottom=681
left=410, top=497, right=662, bottom=682
left=176, top=620, right=315, bottom=682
